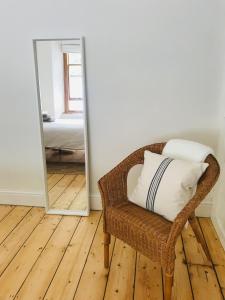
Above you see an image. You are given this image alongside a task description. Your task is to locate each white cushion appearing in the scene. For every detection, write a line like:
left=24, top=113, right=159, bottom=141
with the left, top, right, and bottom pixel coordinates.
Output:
left=128, top=151, right=208, bottom=221
left=162, top=139, right=214, bottom=162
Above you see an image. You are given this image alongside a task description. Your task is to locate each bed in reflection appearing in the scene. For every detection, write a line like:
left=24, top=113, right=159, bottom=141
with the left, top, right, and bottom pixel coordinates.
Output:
left=43, top=118, right=84, bottom=152
left=43, top=118, right=85, bottom=166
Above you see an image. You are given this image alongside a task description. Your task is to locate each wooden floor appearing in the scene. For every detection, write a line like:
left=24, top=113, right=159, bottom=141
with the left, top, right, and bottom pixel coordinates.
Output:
left=0, top=206, right=224, bottom=300
left=47, top=173, right=87, bottom=211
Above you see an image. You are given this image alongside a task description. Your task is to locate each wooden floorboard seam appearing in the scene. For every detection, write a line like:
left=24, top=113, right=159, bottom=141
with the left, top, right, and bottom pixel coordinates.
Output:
left=0, top=209, right=46, bottom=278
left=0, top=206, right=15, bottom=223
left=72, top=213, right=103, bottom=300
left=39, top=216, right=82, bottom=300
left=0, top=207, right=33, bottom=247
left=48, top=175, right=66, bottom=192
left=11, top=215, right=63, bottom=299
left=161, top=267, right=164, bottom=300
left=132, top=251, right=138, bottom=300
left=102, top=234, right=117, bottom=300
left=48, top=173, right=86, bottom=211
left=49, top=176, right=76, bottom=207
left=180, top=234, right=195, bottom=299
left=68, top=182, right=84, bottom=209
left=198, top=219, right=225, bottom=299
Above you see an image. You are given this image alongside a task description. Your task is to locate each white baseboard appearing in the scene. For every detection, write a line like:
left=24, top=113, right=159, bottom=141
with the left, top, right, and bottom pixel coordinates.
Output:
left=211, top=213, right=225, bottom=250
left=195, top=200, right=212, bottom=217
left=0, top=189, right=213, bottom=218
left=0, top=190, right=45, bottom=207
left=90, top=193, right=102, bottom=210
left=47, top=208, right=89, bottom=216
left=0, top=190, right=101, bottom=211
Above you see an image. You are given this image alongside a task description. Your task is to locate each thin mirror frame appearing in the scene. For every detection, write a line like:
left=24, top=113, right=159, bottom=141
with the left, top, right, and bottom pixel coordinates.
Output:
left=33, top=37, right=90, bottom=216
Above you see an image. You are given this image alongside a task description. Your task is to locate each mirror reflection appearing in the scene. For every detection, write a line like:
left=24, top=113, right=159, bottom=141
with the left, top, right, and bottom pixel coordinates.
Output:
left=35, top=38, right=89, bottom=214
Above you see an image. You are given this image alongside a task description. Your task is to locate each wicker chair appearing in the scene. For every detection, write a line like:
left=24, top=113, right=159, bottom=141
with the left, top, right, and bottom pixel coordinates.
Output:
left=98, top=143, right=220, bottom=300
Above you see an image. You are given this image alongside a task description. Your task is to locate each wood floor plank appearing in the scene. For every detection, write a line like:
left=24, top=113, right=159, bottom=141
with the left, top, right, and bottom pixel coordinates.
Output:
left=134, top=253, right=163, bottom=300
left=52, top=175, right=85, bottom=210
left=47, top=174, right=53, bottom=179
left=188, top=265, right=223, bottom=300
left=69, top=183, right=87, bottom=211
left=199, top=218, right=225, bottom=297
left=0, top=206, right=31, bottom=245
left=104, top=239, right=136, bottom=300
left=15, top=216, right=80, bottom=300
left=182, top=225, right=223, bottom=300
left=182, top=224, right=210, bottom=266
left=48, top=175, right=75, bottom=207
left=74, top=216, right=115, bottom=300
left=173, top=236, right=193, bottom=300
left=0, top=207, right=45, bottom=276
left=44, top=211, right=101, bottom=300
left=0, top=205, right=14, bottom=222
left=0, top=214, right=61, bottom=300
left=47, top=174, right=64, bottom=191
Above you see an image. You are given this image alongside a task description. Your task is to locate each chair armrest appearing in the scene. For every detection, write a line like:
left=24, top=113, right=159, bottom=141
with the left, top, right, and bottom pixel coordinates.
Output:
left=98, top=163, right=128, bottom=209
left=167, top=154, right=220, bottom=247
left=98, top=143, right=166, bottom=209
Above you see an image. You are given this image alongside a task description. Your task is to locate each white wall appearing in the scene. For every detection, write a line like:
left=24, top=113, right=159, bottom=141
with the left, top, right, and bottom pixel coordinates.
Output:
left=212, top=127, right=225, bottom=249
left=0, top=0, right=225, bottom=208
left=212, top=47, right=225, bottom=248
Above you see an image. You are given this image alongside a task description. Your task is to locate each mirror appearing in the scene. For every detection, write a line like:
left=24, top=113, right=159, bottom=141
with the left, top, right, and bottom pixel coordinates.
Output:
left=34, top=38, right=89, bottom=216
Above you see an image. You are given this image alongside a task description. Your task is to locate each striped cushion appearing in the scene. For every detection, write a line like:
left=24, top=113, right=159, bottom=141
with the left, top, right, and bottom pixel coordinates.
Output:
left=128, top=151, right=208, bottom=221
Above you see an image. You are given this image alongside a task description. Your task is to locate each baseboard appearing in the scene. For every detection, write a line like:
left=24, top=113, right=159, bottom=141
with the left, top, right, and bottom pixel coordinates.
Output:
left=211, top=213, right=225, bottom=250
left=0, top=190, right=45, bottom=207
left=195, top=200, right=212, bottom=217
left=0, top=189, right=212, bottom=216
left=90, top=193, right=102, bottom=210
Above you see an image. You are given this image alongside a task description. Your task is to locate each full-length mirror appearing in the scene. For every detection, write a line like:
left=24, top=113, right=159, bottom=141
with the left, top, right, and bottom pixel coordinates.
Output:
left=34, top=38, right=89, bottom=216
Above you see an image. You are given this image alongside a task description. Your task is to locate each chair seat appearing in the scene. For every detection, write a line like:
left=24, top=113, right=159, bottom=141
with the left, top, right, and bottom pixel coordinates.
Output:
left=105, top=201, right=172, bottom=261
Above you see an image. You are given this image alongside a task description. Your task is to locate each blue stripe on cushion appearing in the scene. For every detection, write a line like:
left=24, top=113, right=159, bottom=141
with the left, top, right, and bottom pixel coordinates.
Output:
left=146, top=158, right=173, bottom=211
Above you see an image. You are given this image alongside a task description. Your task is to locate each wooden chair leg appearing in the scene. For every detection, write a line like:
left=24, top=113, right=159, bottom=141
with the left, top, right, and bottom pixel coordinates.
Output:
left=164, top=272, right=174, bottom=300
left=104, top=232, right=111, bottom=268
left=188, top=213, right=211, bottom=261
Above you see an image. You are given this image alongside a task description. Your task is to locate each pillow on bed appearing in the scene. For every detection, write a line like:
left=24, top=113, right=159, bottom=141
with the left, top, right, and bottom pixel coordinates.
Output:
left=42, top=111, right=53, bottom=122
left=128, top=151, right=208, bottom=221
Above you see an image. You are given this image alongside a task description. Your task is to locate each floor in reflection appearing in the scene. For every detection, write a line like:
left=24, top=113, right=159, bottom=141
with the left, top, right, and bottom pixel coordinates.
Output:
left=47, top=172, right=87, bottom=211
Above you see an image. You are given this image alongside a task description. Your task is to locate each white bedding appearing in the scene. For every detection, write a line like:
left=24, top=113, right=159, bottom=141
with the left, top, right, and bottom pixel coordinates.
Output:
left=43, top=119, right=84, bottom=150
